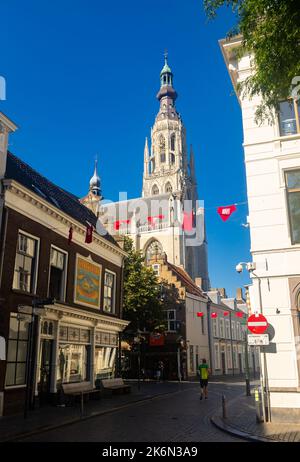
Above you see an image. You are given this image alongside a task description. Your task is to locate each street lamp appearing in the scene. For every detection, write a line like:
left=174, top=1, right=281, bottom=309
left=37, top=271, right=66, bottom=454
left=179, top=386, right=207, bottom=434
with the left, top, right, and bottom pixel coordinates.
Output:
left=236, top=261, right=270, bottom=422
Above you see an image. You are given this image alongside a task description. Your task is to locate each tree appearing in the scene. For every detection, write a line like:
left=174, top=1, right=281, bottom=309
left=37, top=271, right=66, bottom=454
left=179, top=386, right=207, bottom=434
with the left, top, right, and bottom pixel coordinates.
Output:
left=122, top=237, right=166, bottom=333
left=204, top=0, right=300, bottom=123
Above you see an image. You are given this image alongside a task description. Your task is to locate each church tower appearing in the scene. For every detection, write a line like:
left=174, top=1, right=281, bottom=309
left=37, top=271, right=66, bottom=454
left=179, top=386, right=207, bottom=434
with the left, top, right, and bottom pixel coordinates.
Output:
left=80, top=159, right=103, bottom=216
left=142, top=53, right=192, bottom=200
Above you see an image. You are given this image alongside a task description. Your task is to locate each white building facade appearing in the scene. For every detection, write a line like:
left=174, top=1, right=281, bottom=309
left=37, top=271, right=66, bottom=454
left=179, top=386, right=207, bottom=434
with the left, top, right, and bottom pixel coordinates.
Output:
left=221, top=37, right=300, bottom=422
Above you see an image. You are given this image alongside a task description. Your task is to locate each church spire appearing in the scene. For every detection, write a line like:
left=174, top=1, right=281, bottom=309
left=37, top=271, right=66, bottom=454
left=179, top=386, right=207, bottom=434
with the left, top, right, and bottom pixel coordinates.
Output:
left=157, top=52, right=178, bottom=103
left=89, top=158, right=102, bottom=197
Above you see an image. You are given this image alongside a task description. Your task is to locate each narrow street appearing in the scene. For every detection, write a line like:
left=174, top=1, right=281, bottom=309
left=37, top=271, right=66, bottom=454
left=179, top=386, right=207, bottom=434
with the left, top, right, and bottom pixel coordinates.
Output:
left=18, top=380, right=246, bottom=442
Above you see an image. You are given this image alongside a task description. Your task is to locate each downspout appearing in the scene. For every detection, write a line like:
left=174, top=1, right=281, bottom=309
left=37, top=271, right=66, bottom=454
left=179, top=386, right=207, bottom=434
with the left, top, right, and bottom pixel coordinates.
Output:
left=0, top=200, right=8, bottom=289
left=229, top=311, right=234, bottom=376
left=207, top=300, right=213, bottom=373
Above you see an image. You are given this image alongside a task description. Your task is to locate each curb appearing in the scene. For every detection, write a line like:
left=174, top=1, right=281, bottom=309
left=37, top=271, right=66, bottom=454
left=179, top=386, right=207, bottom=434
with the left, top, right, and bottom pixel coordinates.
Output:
left=1, top=388, right=186, bottom=442
left=210, top=415, right=279, bottom=443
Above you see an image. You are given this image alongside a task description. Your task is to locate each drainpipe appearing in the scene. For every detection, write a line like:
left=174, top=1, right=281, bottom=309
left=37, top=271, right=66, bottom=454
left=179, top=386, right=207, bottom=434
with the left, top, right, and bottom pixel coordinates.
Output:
left=207, top=301, right=213, bottom=373
left=229, top=311, right=234, bottom=377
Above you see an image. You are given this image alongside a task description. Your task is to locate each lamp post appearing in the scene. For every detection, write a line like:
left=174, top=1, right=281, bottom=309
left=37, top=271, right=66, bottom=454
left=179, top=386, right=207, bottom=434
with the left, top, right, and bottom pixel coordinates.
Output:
left=236, top=262, right=270, bottom=422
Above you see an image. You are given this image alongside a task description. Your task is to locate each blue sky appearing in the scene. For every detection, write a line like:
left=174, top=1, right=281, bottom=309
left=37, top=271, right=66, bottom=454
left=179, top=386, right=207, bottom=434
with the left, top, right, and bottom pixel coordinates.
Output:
left=0, top=0, right=251, bottom=296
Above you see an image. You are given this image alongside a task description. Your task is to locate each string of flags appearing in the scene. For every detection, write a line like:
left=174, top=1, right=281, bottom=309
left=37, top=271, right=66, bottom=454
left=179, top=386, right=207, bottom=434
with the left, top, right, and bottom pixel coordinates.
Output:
left=197, top=311, right=245, bottom=318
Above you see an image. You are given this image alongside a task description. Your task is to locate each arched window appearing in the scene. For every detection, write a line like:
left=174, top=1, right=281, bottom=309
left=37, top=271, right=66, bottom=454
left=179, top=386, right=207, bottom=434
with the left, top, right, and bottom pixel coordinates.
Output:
left=165, top=182, right=173, bottom=193
left=152, top=184, right=159, bottom=196
left=170, top=153, right=175, bottom=164
left=171, top=133, right=176, bottom=151
left=159, top=135, right=165, bottom=154
left=145, top=240, right=163, bottom=263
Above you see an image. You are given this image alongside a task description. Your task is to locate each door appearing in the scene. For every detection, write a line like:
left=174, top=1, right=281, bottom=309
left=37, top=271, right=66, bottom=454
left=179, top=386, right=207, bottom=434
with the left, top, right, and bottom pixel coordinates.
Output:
left=38, top=339, right=53, bottom=404
left=238, top=353, right=242, bottom=373
left=221, top=352, right=226, bottom=375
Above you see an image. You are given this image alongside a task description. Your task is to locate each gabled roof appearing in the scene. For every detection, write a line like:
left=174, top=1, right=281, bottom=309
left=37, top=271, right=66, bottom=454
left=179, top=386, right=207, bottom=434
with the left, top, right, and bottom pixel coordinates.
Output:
left=166, top=261, right=207, bottom=298
left=5, top=152, right=117, bottom=246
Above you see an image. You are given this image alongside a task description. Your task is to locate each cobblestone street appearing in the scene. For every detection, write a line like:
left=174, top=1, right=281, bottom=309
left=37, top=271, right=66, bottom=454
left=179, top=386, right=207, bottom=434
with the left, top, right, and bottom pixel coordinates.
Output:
left=17, top=381, right=245, bottom=442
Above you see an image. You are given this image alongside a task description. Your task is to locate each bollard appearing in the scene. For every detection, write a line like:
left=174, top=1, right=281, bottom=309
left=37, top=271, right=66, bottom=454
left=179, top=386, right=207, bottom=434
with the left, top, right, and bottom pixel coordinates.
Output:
left=254, top=387, right=264, bottom=423
left=222, top=394, right=227, bottom=419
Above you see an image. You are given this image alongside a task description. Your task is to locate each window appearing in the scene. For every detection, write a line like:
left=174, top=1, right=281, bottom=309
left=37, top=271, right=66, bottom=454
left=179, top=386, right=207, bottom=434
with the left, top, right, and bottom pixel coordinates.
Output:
left=13, top=232, right=38, bottom=293
left=5, top=314, right=30, bottom=387
left=219, top=318, right=225, bottom=338
left=166, top=310, right=176, bottom=332
left=201, top=315, right=205, bottom=335
left=236, top=322, right=241, bottom=341
left=212, top=318, right=219, bottom=337
left=171, top=134, right=176, bottom=151
left=159, top=135, right=165, bottom=154
left=165, top=182, right=173, bottom=193
left=286, top=169, right=300, bottom=244
left=225, top=319, right=230, bottom=339
left=57, top=344, right=89, bottom=383
left=94, top=346, right=116, bottom=379
left=160, top=153, right=166, bottom=163
left=170, top=153, right=175, bottom=164
left=49, top=247, right=67, bottom=301
left=278, top=100, right=300, bottom=136
left=214, top=343, right=220, bottom=369
left=103, top=271, right=116, bottom=314
left=152, top=185, right=159, bottom=196
left=231, top=321, right=236, bottom=340
left=152, top=264, right=160, bottom=276
left=145, top=240, right=163, bottom=263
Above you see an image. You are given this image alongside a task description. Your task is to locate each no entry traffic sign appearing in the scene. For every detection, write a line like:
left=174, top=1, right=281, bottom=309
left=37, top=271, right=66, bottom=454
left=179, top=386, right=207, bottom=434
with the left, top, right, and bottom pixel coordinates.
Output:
left=247, top=313, right=268, bottom=334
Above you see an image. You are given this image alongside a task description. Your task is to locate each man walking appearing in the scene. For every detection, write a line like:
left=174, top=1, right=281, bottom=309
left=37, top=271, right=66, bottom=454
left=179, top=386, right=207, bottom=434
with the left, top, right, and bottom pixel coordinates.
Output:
left=198, top=358, right=210, bottom=400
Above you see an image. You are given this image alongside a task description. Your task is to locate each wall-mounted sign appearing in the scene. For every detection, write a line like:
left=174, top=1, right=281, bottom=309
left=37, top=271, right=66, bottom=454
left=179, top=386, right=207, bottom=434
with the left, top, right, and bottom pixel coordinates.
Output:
left=74, top=256, right=102, bottom=309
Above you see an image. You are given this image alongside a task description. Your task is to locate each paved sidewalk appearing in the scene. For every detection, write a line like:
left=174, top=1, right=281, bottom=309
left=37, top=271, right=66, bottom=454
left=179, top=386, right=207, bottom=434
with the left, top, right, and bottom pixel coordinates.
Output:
left=211, top=392, right=300, bottom=442
left=0, top=381, right=188, bottom=442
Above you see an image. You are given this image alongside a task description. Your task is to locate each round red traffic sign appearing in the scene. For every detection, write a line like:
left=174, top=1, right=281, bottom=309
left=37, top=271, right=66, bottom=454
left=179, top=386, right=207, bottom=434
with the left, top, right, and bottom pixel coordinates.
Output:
left=247, top=313, right=268, bottom=334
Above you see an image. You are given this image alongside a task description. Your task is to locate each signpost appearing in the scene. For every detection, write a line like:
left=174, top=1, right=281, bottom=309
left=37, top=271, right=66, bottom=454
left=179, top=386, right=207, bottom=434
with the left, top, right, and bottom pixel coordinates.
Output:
left=247, top=312, right=269, bottom=422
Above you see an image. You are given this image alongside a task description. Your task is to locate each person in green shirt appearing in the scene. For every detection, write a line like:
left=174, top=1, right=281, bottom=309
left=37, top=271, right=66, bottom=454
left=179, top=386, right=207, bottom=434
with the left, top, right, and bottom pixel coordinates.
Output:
left=198, top=358, right=211, bottom=400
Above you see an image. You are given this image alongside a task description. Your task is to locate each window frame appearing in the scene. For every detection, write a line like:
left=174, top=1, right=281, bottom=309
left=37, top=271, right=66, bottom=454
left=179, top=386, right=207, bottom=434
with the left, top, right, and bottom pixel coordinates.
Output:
left=5, top=313, right=30, bottom=388
left=285, top=169, right=300, bottom=245
left=13, top=230, right=40, bottom=294
left=103, top=269, right=117, bottom=314
left=278, top=99, right=300, bottom=137
left=166, top=309, right=177, bottom=332
left=48, top=245, right=68, bottom=302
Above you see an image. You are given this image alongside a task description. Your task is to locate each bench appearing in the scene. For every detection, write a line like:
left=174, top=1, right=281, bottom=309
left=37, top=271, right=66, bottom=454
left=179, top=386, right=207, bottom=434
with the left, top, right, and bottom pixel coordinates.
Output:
left=62, top=382, right=101, bottom=414
left=100, top=378, right=131, bottom=395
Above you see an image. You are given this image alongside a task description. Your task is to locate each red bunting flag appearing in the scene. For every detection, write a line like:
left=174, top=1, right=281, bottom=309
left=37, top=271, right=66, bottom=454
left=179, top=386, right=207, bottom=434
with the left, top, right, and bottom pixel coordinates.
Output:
left=211, top=312, right=218, bottom=318
left=68, top=226, right=73, bottom=245
left=223, top=311, right=230, bottom=316
left=217, top=205, right=237, bottom=222
left=197, top=312, right=204, bottom=317
left=114, top=219, right=131, bottom=230
left=235, top=312, right=244, bottom=318
left=85, top=224, right=93, bottom=244
left=147, top=215, right=164, bottom=225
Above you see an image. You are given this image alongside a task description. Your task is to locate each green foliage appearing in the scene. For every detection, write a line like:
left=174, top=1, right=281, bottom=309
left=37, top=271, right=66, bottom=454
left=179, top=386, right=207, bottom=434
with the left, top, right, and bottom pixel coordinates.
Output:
left=122, top=237, right=166, bottom=333
left=204, top=0, right=300, bottom=123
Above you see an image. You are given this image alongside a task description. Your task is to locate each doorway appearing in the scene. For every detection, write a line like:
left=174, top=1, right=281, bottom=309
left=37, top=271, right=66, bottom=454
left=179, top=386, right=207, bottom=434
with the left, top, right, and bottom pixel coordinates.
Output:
left=221, top=352, right=226, bottom=375
left=238, top=353, right=243, bottom=374
left=38, top=339, right=53, bottom=405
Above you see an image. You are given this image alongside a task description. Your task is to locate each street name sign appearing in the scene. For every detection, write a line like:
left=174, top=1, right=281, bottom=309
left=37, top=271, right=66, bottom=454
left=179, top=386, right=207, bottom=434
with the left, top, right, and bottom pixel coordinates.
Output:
left=247, top=313, right=268, bottom=334
left=248, top=334, right=269, bottom=346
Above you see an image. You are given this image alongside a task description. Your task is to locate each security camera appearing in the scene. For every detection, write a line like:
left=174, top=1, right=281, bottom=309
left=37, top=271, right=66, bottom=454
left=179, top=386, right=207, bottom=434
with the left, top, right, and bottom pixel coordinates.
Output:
left=236, top=263, right=243, bottom=273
